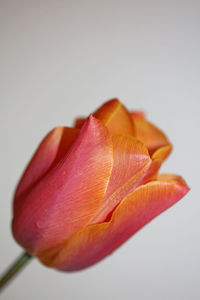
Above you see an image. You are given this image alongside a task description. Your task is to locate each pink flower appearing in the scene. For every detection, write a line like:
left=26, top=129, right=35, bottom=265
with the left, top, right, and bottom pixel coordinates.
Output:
left=12, top=99, right=189, bottom=271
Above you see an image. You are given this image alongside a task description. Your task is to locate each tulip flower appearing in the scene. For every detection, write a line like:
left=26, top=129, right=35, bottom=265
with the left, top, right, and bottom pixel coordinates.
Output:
left=0, top=99, right=189, bottom=290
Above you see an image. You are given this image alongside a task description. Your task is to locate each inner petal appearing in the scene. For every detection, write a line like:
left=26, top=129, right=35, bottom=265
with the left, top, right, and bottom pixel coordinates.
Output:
left=132, top=118, right=171, bottom=156
left=90, top=134, right=161, bottom=224
left=74, top=99, right=135, bottom=136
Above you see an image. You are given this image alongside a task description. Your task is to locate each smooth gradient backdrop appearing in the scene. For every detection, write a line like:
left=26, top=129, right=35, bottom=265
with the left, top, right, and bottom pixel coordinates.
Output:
left=0, top=1, right=199, bottom=299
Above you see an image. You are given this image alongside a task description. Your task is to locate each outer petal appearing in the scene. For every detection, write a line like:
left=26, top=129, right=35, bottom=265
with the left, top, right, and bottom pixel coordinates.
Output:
left=12, top=116, right=113, bottom=253
left=39, top=174, right=189, bottom=271
left=90, top=134, right=160, bottom=224
left=75, top=99, right=135, bottom=136
left=132, top=118, right=171, bottom=157
left=14, top=127, right=79, bottom=201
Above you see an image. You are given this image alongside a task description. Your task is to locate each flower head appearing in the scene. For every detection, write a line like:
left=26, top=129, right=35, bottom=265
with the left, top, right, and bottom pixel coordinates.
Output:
left=12, top=99, right=189, bottom=271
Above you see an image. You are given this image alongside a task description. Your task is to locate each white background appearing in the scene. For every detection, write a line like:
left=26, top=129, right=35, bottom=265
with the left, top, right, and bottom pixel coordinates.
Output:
left=0, top=1, right=199, bottom=299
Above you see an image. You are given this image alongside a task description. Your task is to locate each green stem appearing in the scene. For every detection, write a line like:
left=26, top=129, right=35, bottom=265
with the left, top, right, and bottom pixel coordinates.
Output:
left=0, top=252, right=32, bottom=292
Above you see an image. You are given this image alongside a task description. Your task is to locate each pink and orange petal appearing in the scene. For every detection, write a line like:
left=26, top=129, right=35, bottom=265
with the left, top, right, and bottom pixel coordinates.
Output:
left=15, top=127, right=79, bottom=202
left=39, top=175, right=189, bottom=271
left=13, top=116, right=113, bottom=253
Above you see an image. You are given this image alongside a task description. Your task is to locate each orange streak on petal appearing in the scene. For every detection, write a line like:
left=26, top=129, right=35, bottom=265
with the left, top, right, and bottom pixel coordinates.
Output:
left=157, top=173, right=189, bottom=186
left=40, top=176, right=189, bottom=271
left=152, top=145, right=172, bottom=161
